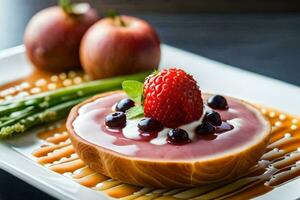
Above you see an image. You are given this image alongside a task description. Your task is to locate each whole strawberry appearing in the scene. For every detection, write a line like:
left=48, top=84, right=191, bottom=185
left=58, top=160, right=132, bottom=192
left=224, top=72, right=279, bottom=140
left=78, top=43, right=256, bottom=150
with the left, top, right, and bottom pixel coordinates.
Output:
left=143, top=68, right=203, bottom=128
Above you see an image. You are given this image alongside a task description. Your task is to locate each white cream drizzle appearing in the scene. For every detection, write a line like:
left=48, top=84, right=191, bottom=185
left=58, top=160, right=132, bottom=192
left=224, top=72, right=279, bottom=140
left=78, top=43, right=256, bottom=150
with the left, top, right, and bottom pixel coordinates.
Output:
left=123, top=119, right=142, bottom=140
left=228, top=108, right=239, bottom=114
left=73, top=94, right=139, bottom=156
left=227, top=118, right=243, bottom=128
left=150, top=128, right=170, bottom=145
left=122, top=105, right=212, bottom=145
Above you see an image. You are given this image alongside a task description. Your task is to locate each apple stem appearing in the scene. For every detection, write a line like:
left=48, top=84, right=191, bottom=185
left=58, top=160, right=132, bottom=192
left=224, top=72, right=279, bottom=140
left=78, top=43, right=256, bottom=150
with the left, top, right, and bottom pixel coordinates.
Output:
left=59, top=0, right=73, bottom=14
left=105, top=9, right=126, bottom=27
left=119, top=17, right=126, bottom=27
left=59, top=0, right=90, bottom=15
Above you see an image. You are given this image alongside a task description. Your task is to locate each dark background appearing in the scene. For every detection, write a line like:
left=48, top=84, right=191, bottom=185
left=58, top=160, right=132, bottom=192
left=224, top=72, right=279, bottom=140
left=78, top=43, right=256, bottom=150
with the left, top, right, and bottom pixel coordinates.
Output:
left=0, top=0, right=300, bottom=199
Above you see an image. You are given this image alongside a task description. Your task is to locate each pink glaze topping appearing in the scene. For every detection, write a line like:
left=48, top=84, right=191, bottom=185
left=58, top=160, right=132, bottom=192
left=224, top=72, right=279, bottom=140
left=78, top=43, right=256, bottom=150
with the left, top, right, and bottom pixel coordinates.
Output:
left=72, top=92, right=269, bottom=161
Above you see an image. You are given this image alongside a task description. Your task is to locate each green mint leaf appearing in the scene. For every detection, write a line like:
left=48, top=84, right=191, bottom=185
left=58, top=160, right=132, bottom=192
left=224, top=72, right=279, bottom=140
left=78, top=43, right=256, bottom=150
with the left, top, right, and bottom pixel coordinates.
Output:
left=122, top=80, right=144, bottom=104
left=126, top=105, right=144, bottom=119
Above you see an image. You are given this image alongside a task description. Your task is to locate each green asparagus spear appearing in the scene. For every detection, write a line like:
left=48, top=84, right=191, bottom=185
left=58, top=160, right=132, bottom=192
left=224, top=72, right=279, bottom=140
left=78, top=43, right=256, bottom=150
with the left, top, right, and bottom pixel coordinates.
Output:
left=0, top=71, right=150, bottom=138
left=0, top=96, right=89, bottom=138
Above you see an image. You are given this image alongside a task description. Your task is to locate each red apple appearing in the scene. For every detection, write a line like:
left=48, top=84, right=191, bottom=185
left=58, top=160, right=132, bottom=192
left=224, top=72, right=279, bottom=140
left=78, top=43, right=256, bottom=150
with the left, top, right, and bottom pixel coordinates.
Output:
left=24, top=4, right=99, bottom=72
left=80, top=15, right=161, bottom=79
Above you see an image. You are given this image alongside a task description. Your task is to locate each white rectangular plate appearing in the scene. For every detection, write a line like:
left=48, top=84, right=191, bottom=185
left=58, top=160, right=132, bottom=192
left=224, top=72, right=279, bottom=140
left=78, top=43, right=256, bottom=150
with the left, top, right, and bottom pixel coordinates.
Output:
left=0, top=45, right=299, bottom=200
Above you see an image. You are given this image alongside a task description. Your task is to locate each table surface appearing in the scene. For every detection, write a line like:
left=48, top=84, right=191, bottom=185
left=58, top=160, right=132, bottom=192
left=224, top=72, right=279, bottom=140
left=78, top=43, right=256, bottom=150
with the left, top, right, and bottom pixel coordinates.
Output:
left=1, top=1, right=300, bottom=200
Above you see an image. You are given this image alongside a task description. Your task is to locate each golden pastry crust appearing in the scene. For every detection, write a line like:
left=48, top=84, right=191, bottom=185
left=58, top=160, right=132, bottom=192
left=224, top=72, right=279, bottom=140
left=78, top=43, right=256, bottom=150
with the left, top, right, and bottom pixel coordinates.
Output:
left=66, top=91, right=271, bottom=188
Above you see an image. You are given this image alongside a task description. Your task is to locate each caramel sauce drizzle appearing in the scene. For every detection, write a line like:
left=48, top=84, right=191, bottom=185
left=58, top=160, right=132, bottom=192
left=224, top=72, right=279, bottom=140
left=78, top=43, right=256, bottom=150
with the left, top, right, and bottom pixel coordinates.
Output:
left=1, top=70, right=299, bottom=199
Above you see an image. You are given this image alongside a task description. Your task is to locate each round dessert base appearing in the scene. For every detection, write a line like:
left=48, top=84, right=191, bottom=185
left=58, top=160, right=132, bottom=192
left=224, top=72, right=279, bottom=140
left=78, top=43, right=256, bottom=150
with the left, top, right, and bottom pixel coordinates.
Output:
left=66, top=91, right=271, bottom=188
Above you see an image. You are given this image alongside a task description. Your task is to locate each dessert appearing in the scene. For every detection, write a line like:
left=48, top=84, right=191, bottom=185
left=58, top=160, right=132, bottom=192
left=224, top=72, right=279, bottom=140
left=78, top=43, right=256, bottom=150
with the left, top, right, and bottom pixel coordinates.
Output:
left=2, top=69, right=296, bottom=198
left=67, top=68, right=271, bottom=187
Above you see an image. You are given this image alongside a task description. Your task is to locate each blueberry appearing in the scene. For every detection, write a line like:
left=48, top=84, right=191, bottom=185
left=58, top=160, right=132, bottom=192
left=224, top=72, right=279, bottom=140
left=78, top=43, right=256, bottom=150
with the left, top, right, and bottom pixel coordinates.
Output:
left=207, top=95, right=228, bottom=110
left=195, top=122, right=216, bottom=135
left=167, top=128, right=191, bottom=144
left=138, top=117, right=164, bottom=132
left=204, top=111, right=222, bottom=126
left=105, top=112, right=126, bottom=128
left=115, top=98, right=135, bottom=112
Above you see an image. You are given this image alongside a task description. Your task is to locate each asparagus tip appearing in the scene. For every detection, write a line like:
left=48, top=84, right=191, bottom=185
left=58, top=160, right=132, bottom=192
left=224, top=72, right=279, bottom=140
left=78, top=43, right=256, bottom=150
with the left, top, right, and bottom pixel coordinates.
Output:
left=0, top=123, right=25, bottom=138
